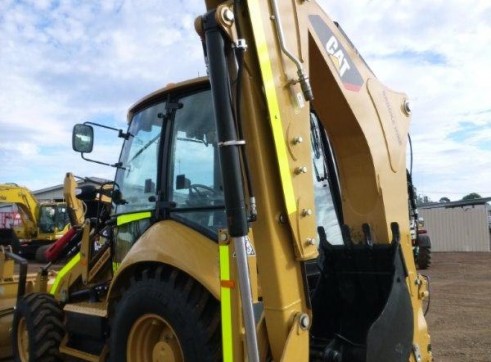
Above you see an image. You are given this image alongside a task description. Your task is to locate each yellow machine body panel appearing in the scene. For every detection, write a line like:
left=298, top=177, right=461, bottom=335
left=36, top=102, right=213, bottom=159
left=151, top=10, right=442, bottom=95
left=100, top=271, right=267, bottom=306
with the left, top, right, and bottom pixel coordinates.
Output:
left=63, top=173, right=86, bottom=228
left=109, top=220, right=220, bottom=301
left=0, top=256, right=18, bottom=359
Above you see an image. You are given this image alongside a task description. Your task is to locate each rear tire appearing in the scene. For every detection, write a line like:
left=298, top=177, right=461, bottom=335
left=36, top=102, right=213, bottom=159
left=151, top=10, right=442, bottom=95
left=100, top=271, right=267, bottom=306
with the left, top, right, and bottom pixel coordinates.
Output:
left=35, top=244, right=50, bottom=263
left=12, top=293, right=64, bottom=362
left=417, top=246, right=431, bottom=270
left=109, top=266, right=221, bottom=362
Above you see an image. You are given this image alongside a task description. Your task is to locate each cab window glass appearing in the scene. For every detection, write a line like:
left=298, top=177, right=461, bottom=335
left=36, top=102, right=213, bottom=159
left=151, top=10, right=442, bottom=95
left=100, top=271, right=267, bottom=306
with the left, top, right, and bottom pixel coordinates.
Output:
left=115, top=102, right=165, bottom=214
left=39, top=205, right=56, bottom=233
left=168, top=89, right=226, bottom=235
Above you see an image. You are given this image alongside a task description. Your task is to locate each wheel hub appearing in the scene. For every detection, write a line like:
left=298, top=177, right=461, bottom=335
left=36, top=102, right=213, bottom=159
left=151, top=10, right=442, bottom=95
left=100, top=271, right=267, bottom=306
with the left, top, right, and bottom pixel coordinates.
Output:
left=17, top=317, right=29, bottom=362
left=127, top=313, right=183, bottom=362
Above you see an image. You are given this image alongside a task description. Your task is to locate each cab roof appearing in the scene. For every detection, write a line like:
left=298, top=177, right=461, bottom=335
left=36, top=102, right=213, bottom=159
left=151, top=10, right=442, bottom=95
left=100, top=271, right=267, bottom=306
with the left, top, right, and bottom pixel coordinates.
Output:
left=127, top=77, right=209, bottom=123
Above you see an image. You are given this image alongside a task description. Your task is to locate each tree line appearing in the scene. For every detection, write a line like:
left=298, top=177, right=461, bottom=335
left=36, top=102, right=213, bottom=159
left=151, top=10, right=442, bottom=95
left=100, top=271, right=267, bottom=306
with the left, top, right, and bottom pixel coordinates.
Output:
left=416, top=192, right=483, bottom=206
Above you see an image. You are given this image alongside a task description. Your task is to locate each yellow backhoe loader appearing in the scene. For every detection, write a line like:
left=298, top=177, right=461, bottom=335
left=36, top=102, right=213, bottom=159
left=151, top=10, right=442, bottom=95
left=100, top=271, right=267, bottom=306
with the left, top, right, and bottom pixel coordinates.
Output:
left=8, top=1, right=432, bottom=361
left=0, top=172, right=112, bottom=359
left=0, top=184, right=70, bottom=260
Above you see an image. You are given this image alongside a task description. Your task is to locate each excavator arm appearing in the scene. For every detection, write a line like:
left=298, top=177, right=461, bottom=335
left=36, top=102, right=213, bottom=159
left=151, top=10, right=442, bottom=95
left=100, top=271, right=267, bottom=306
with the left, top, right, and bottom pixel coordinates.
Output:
left=198, top=1, right=431, bottom=361
left=0, top=184, right=39, bottom=239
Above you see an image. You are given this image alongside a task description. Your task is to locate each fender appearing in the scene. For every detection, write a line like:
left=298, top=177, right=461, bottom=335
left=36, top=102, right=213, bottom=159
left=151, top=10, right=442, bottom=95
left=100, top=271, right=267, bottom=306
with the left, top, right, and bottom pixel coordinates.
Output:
left=108, top=220, right=220, bottom=303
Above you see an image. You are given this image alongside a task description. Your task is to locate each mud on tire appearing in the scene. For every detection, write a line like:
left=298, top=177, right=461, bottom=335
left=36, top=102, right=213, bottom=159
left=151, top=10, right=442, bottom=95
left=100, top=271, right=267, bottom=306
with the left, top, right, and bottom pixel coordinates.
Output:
left=12, top=293, right=64, bottom=362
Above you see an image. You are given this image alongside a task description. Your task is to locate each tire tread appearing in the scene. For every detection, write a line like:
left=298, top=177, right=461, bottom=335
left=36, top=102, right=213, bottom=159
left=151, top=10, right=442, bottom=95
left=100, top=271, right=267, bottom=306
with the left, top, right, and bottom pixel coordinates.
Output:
left=109, top=266, right=221, bottom=361
left=12, top=293, right=64, bottom=361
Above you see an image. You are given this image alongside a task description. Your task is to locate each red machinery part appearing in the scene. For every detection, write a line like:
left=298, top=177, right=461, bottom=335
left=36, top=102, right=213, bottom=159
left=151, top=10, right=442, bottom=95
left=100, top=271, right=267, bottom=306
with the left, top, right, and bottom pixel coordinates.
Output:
left=44, top=227, right=78, bottom=262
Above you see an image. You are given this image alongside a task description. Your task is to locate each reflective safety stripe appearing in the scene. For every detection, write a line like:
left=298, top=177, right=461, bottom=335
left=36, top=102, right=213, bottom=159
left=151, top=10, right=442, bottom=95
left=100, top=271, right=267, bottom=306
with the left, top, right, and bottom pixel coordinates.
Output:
left=116, top=211, right=152, bottom=226
left=248, top=0, right=297, bottom=215
left=113, top=212, right=152, bottom=273
left=219, top=244, right=234, bottom=362
left=49, top=253, right=81, bottom=295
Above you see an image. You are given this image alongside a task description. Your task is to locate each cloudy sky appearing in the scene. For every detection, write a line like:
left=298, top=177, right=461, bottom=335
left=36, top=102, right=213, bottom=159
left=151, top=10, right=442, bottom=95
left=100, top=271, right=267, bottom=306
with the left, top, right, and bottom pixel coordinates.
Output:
left=0, top=0, right=490, bottom=202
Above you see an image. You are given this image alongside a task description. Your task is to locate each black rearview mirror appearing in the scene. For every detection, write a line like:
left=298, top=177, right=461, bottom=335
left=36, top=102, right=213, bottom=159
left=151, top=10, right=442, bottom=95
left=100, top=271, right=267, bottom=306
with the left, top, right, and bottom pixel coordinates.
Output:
left=72, top=124, right=94, bottom=153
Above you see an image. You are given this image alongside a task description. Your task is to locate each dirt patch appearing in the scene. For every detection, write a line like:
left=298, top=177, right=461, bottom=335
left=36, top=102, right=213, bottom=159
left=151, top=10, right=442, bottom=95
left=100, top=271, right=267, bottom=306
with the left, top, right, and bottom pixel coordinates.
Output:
left=423, top=252, right=491, bottom=362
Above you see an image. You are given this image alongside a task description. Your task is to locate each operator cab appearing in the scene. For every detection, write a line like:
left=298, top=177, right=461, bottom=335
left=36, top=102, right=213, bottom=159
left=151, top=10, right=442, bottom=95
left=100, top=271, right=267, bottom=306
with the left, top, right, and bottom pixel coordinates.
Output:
left=38, top=203, right=69, bottom=234
left=110, top=80, right=226, bottom=262
left=73, top=78, right=342, bottom=265
left=73, top=78, right=343, bottom=270
left=117, top=82, right=224, bottom=225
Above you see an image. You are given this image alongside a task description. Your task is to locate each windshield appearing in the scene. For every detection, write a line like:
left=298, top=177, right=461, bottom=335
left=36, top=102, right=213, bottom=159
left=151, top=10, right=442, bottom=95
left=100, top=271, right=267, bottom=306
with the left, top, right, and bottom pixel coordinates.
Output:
left=54, top=204, right=69, bottom=231
left=39, top=205, right=56, bottom=233
left=115, top=102, right=165, bottom=214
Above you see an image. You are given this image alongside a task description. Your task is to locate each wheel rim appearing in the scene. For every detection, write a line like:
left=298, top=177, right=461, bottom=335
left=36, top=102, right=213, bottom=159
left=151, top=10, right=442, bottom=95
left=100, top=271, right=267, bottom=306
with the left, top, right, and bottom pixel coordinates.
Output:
left=127, top=313, right=184, bottom=362
left=17, top=317, right=29, bottom=362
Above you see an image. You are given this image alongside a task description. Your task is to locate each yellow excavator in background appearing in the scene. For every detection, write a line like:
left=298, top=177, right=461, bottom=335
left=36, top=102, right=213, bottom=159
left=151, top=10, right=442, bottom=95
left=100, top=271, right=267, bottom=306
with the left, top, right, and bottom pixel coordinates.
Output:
left=0, top=184, right=70, bottom=260
left=8, top=1, right=432, bottom=361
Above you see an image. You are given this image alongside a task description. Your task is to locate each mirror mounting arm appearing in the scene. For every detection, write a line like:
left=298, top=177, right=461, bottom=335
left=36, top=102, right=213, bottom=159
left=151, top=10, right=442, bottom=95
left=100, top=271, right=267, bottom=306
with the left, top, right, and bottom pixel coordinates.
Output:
left=84, top=121, right=131, bottom=139
left=81, top=153, right=126, bottom=170
left=118, top=130, right=131, bottom=140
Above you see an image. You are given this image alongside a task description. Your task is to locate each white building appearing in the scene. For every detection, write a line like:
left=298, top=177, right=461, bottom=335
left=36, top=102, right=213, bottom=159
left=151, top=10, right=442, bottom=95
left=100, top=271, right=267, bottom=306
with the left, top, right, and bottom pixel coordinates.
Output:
left=419, top=198, right=491, bottom=252
left=32, top=177, right=111, bottom=202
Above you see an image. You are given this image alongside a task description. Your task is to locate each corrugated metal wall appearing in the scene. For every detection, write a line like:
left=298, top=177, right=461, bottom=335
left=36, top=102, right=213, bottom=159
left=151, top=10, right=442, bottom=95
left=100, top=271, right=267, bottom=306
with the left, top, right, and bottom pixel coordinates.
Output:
left=35, top=189, right=64, bottom=202
left=420, top=205, right=491, bottom=252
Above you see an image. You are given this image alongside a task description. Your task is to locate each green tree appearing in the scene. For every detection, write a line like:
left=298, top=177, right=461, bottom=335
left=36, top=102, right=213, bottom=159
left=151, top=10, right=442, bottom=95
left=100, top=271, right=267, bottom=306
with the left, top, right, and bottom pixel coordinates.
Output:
left=462, top=192, right=481, bottom=201
left=439, top=197, right=450, bottom=203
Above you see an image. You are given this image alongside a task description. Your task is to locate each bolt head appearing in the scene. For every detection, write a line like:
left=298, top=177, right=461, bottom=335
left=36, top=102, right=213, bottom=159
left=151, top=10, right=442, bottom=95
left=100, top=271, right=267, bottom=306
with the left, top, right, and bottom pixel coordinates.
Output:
left=299, top=314, right=310, bottom=329
left=302, top=209, right=312, bottom=217
left=293, top=136, right=303, bottom=145
left=403, top=99, right=411, bottom=115
left=295, top=166, right=307, bottom=175
left=219, top=231, right=228, bottom=242
left=305, top=238, right=316, bottom=246
left=223, top=9, right=234, bottom=22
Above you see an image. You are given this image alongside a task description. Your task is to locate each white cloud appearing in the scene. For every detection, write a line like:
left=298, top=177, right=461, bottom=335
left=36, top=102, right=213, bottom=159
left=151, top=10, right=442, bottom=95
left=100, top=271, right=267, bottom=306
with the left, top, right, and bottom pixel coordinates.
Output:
left=0, top=0, right=489, bottom=202
left=0, top=0, right=207, bottom=191
left=323, top=1, right=491, bottom=200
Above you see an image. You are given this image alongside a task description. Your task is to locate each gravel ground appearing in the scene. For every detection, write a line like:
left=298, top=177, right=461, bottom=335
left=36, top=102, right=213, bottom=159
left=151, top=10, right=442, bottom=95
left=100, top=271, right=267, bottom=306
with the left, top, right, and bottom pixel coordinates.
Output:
left=9, top=252, right=491, bottom=361
left=423, top=252, right=491, bottom=362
